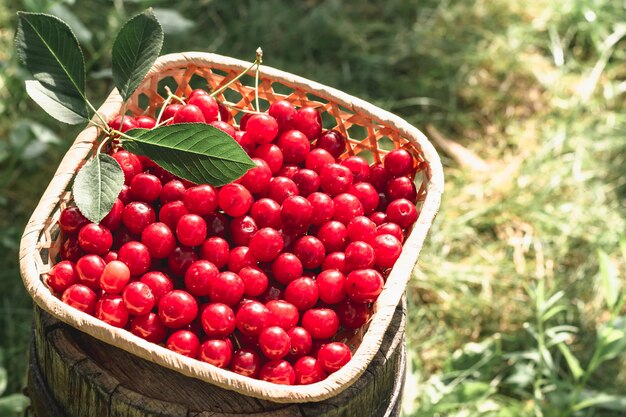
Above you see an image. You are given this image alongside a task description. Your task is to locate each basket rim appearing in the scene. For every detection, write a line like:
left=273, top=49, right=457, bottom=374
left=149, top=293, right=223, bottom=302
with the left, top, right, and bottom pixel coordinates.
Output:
left=19, top=52, right=444, bottom=403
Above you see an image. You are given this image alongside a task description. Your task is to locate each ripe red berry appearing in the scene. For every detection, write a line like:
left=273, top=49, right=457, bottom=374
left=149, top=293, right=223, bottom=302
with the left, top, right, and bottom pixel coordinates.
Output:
left=122, top=202, right=156, bottom=235
left=292, top=236, right=326, bottom=269
left=292, top=107, right=322, bottom=141
left=100, top=198, right=124, bottom=231
left=218, top=184, right=253, bottom=217
left=199, top=340, right=233, bottom=368
left=320, top=163, right=353, bottom=196
left=287, top=326, right=312, bottom=358
left=95, top=294, right=129, bottom=328
left=77, top=224, right=113, bottom=255
left=168, top=245, right=198, bottom=276
left=62, top=284, right=97, bottom=314
left=281, top=196, right=313, bottom=230
left=161, top=104, right=182, bottom=121
left=112, top=150, right=143, bottom=185
left=386, top=176, right=417, bottom=202
left=322, top=252, right=347, bottom=273
left=277, top=130, right=310, bottom=164
left=108, top=115, right=137, bottom=133
left=140, top=271, right=174, bottom=303
left=269, top=100, right=296, bottom=131
left=316, top=130, right=346, bottom=158
left=342, top=156, right=370, bottom=183
left=76, top=254, right=106, bottom=289
left=183, top=184, right=218, bottom=215
left=134, top=115, right=156, bottom=129
left=239, top=158, right=272, bottom=194
left=316, top=221, right=348, bottom=253
left=266, top=300, right=299, bottom=330
left=277, top=164, right=299, bottom=179
left=254, top=143, right=284, bottom=174
left=374, top=234, right=402, bottom=268
left=130, top=173, right=162, bottom=203
left=60, top=235, right=85, bottom=262
left=336, top=298, right=371, bottom=329
left=250, top=198, right=282, bottom=229
left=140, top=222, right=176, bottom=259
left=284, top=277, right=319, bottom=311
left=271, top=252, right=303, bottom=285
left=259, top=360, right=296, bottom=385
left=307, top=192, right=335, bottom=226
left=236, top=300, right=271, bottom=336
left=267, top=176, right=298, bottom=204
left=369, top=163, right=391, bottom=192
left=158, top=201, right=189, bottom=231
left=201, top=303, right=236, bottom=338
left=59, top=206, right=90, bottom=234
left=166, top=330, right=200, bottom=358
left=249, top=228, right=284, bottom=262
left=238, top=266, right=269, bottom=297
left=317, top=342, right=352, bottom=373
left=158, top=290, right=198, bottom=328
left=210, top=271, right=245, bottom=306
left=230, top=348, right=262, bottom=378
left=188, top=94, right=219, bottom=122
left=210, top=120, right=236, bottom=138
left=376, top=222, right=404, bottom=243
left=333, top=193, right=364, bottom=225
left=386, top=198, right=418, bottom=229
left=234, top=131, right=256, bottom=155
left=199, top=237, right=230, bottom=269
left=175, top=214, right=207, bottom=248
left=384, top=149, right=414, bottom=177
left=130, top=312, right=167, bottom=343
left=99, top=260, right=130, bottom=294
left=305, top=148, right=335, bottom=173
left=349, top=182, right=379, bottom=215
left=173, top=104, right=206, bottom=124
left=259, top=326, right=291, bottom=360
left=369, top=211, right=388, bottom=226
left=292, top=169, right=320, bottom=197
left=301, top=308, right=339, bottom=339
left=118, top=241, right=151, bottom=276
left=46, top=260, right=78, bottom=293
left=345, top=241, right=376, bottom=270
left=345, top=269, right=384, bottom=303
left=184, top=260, right=219, bottom=297
left=229, top=216, right=258, bottom=246
left=316, top=270, right=347, bottom=304
left=246, top=114, right=279, bottom=144
left=294, top=356, right=327, bottom=385
left=204, top=212, right=230, bottom=238
left=347, top=216, right=377, bottom=244
left=122, top=281, right=155, bottom=316
left=227, top=246, right=257, bottom=273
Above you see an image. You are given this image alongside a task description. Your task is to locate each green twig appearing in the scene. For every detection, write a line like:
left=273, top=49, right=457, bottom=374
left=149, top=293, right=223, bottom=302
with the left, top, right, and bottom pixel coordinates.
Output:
left=210, top=52, right=261, bottom=99
left=254, top=47, right=263, bottom=112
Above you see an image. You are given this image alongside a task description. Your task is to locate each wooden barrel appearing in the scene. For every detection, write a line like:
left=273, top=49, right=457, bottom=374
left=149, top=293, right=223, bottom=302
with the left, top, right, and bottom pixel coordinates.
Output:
left=26, top=300, right=406, bottom=417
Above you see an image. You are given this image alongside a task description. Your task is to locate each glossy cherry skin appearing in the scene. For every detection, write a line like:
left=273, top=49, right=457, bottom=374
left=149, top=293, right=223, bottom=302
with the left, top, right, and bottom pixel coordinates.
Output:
left=201, top=303, right=236, bottom=338
left=292, top=107, right=322, bottom=141
left=168, top=245, right=199, bottom=277
left=188, top=94, right=219, bottom=122
left=140, top=222, right=176, bottom=259
left=302, top=308, right=339, bottom=339
left=284, top=277, right=319, bottom=311
left=316, top=270, right=347, bottom=304
left=369, top=211, right=388, bottom=226
left=267, top=177, right=298, bottom=204
left=277, top=130, right=310, bottom=164
left=199, top=340, right=233, bottom=368
left=292, top=169, right=320, bottom=197
left=349, top=182, right=379, bottom=215
left=369, top=163, right=391, bottom=192
left=159, top=180, right=186, bottom=204
left=77, top=223, right=113, bottom=255
left=122, top=281, right=155, bottom=316
left=305, top=148, right=335, bottom=174
left=235, top=301, right=271, bottom=336
left=76, top=254, right=106, bottom=289
left=336, top=298, right=371, bottom=329
left=254, top=144, right=284, bottom=174
left=342, top=156, right=370, bottom=183
left=184, top=260, right=219, bottom=297
left=218, top=184, right=253, bottom=217
left=384, top=149, right=414, bottom=177
left=158, top=201, right=189, bottom=231
left=129, top=173, right=162, bottom=203
left=374, top=234, right=403, bottom=268
left=345, top=269, right=384, bottom=303
left=316, top=130, right=346, bottom=158
left=307, top=192, right=335, bottom=226
left=238, top=266, right=269, bottom=297
left=140, top=271, right=174, bottom=303
left=316, top=220, right=348, bottom=253
left=246, top=114, right=279, bottom=144
left=333, top=193, right=365, bottom=225
left=118, top=241, right=151, bottom=276
left=322, top=252, right=347, bottom=274
left=230, top=348, right=262, bottom=378
left=122, top=202, right=156, bottom=235
left=248, top=228, right=284, bottom=262
left=99, top=198, right=124, bottom=232
left=266, top=300, right=299, bottom=330
left=176, top=214, right=207, bottom=247
left=99, top=260, right=130, bottom=294
left=239, top=113, right=252, bottom=130
left=227, top=246, right=257, bottom=273
left=229, top=216, right=258, bottom=246
left=345, top=241, right=376, bottom=270
left=218, top=102, right=232, bottom=123
left=271, top=252, right=303, bottom=285
left=204, top=212, right=230, bottom=238
left=130, top=313, right=168, bottom=343
left=376, top=222, right=404, bottom=243
left=46, top=260, right=78, bottom=293
left=108, top=115, right=136, bottom=133
left=161, top=103, right=182, bottom=121
left=173, top=104, right=206, bottom=124
left=183, top=184, right=218, bottom=215
left=292, top=236, right=326, bottom=269
left=59, top=206, right=90, bottom=234
left=294, top=356, right=327, bottom=384
left=134, top=115, right=156, bottom=129
left=320, top=163, right=353, bottom=196
left=112, top=150, right=143, bottom=186
left=240, top=158, right=272, bottom=194
left=209, top=272, right=245, bottom=306
left=317, top=342, right=352, bottom=373
left=386, top=198, right=418, bottom=229
left=280, top=196, right=312, bottom=230
left=158, top=290, right=198, bottom=328
left=277, top=164, right=299, bottom=179
left=166, top=330, right=200, bottom=358
left=95, top=295, right=129, bottom=328
left=250, top=198, right=282, bottom=229
left=347, top=216, right=377, bottom=244
left=387, top=176, right=417, bottom=202
left=62, top=284, right=97, bottom=314
left=199, top=237, right=230, bottom=269
left=259, top=326, right=291, bottom=360
left=268, top=100, right=296, bottom=131
left=235, top=131, right=256, bottom=155
left=287, top=326, right=313, bottom=358
left=259, top=360, right=296, bottom=385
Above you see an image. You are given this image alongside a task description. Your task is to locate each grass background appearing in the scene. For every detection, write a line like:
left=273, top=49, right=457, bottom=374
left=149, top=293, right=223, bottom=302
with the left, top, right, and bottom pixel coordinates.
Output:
left=1, top=0, right=625, bottom=415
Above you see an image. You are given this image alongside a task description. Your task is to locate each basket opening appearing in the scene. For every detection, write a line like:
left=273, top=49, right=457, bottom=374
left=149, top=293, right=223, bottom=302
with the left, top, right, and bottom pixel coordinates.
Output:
left=137, top=94, right=150, bottom=113
left=187, top=73, right=210, bottom=93
left=157, top=76, right=180, bottom=100
left=346, top=124, right=368, bottom=142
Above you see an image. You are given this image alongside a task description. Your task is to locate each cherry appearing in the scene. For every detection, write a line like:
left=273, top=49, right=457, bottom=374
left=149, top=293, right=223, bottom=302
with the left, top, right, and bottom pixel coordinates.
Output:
left=254, top=144, right=284, bottom=174
left=384, top=149, right=414, bottom=177
left=188, top=89, right=208, bottom=100
left=287, top=326, right=312, bottom=358
left=122, top=281, right=155, bottom=315
left=118, top=241, right=151, bottom=276
left=234, top=131, right=256, bottom=155
left=336, top=298, right=371, bottom=329
left=345, top=241, right=376, bottom=270
left=249, top=228, right=284, bottom=262
left=188, top=94, right=219, bottom=122
left=369, top=211, right=388, bottom=226
left=199, top=237, right=230, bottom=269
left=99, top=260, right=130, bottom=294
left=134, top=115, right=156, bottom=129
left=271, top=252, right=303, bottom=285
left=146, top=164, right=176, bottom=184
left=140, top=271, right=174, bottom=303
left=369, top=163, right=391, bottom=192
left=347, top=216, right=377, bottom=244
left=377, top=222, right=404, bottom=242
left=95, top=294, right=129, bottom=328
left=218, top=184, right=253, bottom=217
left=130, top=313, right=167, bottom=343
left=184, top=260, right=219, bottom=297
left=386, top=198, right=418, bottom=228
left=204, top=212, right=230, bottom=238
left=229, top=216, right=258, bottom=246
left=277, top=164, right=299, bottom=179
left=280, top=196, right=313, bottom=230
left=173, top=104, right=206, bottom=124
left=230, top=348, right=262, bottom=378
left=387, top=176, right=417, bottom=202
left=122, top=202, right=156, bottom=235
left=292, top=107, right=322, bottom=141
left=183, top=184, right=218, bottom=216
left=118, top=185, right=132, bottom=204
left=316, top=270, right=347, bottom=304
left=161, top=104, right=182, bottom=121
left=374, top=234, right=402, bottom=268
left=239, top=158, right=272, bottom=194
left=227, top=246, right=257, bottom=273
left=129, top=173, right=162, bottom=203
left=349, top=182, right=379, bottom=215
left=317, top=342, right=352, bottom=373
left=238, top=266, right=268, bottom=297
left=108, top=115, right=137, bottom=133
left=239, top=113, right=252, bottom=130
left=345, top=269, right=384, bottom=303
left=100, top=198, right=124, bottom=231
left=159, top=201, right=189, bottom=231
left=292, top=169, right=320, bottom=197
left=210, top=271, right=244, bottom=306
left=62, top=284, right=97, bottom=314
left=284, top=277, right=319, bottom=311
left=277, top=130, right=310, bottom=164
left=46, top=260, right=78, bottom=293
left=322, top=252, right=347, bottom=273
left=78, top=223, right=112, bottom=255
left=259, top=326, right=291, bottom=360
left=166, top=330, right=200, bottom=358
left=112, top=150, right=143, bottom=186
left=294, top=356, right=327, bottom=385
left=76, top=254, right=106, bottom=289
left=333, top=193, right=364, bottom=225
left=316, top=130, right=346, bottom=158
left=218, top=102, right=232, bottom=123
left=236, top=300, right=270, bottom=336
left=342, top=156, right=370, bottom=183
left=60, top=235, right=85, bottom=262
left=301, top=308, right=339, bottom=339
left=320, top=163, right=353, bottom=196
left=267, top=177, right=298, bottom=204
left=250, top=198, right=282, bottom=229
left=292, top=236, right=326, bottom=269
left=168, top=245, right=198, bottom=276
left=176, top=214, right=207, bottom=247
left=59, top=206, right=89, bottom=234
left=317, top=221, right=348, bottom=253
left=307, top=192, right=335, bottom=226
left=268, top=100, right=296, bottom=131
left=210, top=120, right=237, bottom=138
left=246, top=114, right=279, bottom=144
left=199, top=340, right=232, bottom=368
left=201, top=303, right=236, bottom=338
left=266, top=300, right=299, bottom=330
left=158, top=290, right=198, bottom=328
left=259, top=360, right=296, bottom=385
left=140, top=222, right=176, bottom=259
left=305, top=148, right=335, bottom=174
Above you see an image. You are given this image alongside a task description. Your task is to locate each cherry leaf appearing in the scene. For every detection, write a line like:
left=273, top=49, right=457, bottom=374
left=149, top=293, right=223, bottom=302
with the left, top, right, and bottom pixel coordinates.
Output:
left=72, top=154, right=124, bottom=223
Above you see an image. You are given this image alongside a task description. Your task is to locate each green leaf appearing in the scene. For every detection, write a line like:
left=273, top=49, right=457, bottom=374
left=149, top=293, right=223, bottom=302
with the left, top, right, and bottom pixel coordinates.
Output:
left=15, top=12, right=89, bottom=123
left=72, top=154, right=124, bottom=223
left=123, top=124, right=256, bottom=186
left=557, top=342, right=583, bottom=381
left=0, top=393, right=29, bottom=414
left=112, top=9, right=163, bottom=101
left=598, top=249, right=620, bottom=311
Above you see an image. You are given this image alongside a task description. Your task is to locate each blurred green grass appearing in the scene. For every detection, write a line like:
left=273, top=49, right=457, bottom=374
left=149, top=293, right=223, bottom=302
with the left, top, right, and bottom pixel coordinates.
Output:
left=1, top=0, right=625, bottom=415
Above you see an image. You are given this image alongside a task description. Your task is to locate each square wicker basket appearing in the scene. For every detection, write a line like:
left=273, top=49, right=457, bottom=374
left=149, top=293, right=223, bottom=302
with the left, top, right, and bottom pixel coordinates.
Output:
left=19, top=52, right=444, bottom=403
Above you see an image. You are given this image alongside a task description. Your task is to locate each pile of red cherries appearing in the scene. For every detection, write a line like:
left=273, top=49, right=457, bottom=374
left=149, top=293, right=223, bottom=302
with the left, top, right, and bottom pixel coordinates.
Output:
left=47, top=89, right=420, bottom=385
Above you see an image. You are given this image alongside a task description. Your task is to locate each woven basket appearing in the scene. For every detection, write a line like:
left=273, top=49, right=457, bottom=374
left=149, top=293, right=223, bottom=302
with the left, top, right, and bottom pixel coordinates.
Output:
left=19, top=52, right=444, bottom=403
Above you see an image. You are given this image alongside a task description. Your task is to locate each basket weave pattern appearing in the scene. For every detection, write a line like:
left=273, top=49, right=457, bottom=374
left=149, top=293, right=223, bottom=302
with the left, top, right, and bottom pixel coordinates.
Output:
left=20, top=52, right=444, bottom=403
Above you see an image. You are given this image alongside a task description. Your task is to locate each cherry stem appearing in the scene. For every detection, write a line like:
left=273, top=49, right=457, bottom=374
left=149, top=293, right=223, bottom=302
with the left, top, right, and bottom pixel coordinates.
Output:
left=155, top=94, right=174, bottom=126
left=217, top=99, right=263, bottom=115
left=165, top=86, right=186, bottom=104
left=210, top=52, right=261, bottom=99
left=254, top=47, right=263, bottom=112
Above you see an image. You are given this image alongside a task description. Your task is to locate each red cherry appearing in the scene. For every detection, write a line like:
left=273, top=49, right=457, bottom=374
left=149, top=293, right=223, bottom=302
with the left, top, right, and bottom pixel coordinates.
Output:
left=234, top=131, right=256, bottom=155
left=199, top=339, right=233, bottom=368
left=305, top=148, right=335, bottom=173
left=112, top=150, right=143, bottom=185
left=134, top=115, right=156, bottom=129
left=284, top=277, right=319, bottom=311
left=140, top=271, right=174, bottom=303
left=301, top=308, right=339, bottom=339
left=218, top=102, right=232, bottom=123
left=277, top=164, right=299, bottom=179
left=254, top=144, right=284, bottom=174
left=277, top=130, right=310, bottom=164
left=246, top=114, right=279, bottom=144
left=201, top=303, right=236, bottom=338
left=336, top=298, right=371, bottom=329
left=58, top=206, right=89, bottom=234
left=60, top=235, right=85, bottom=262
left=122, top=201, right=156, bottom=235
left=78, top=223, right=112, bottom=255
left=175, top=214, right=207, bottom=248
left=250, top=198, right=282, bottom=229
left=317, top=342, right=352, bottom=373
left=227, top=246, right=257, bottom=273
left=345, top=269, right=384, bottom=303
left=239, top=113, right=252, bottom=130
left=229, top=215, right=258, bottom=246
left=62, top=284, right=97, bottom=314
left=333, top=193, right=364, bottom=224
left=230, top=348, right=262, bottom=378
left=317, top=221, right=348, bottom=253
left=345, top=241, right=376, bottom=270
left=99, top=260, right=130, bottom=294
left=287, top=326, right=312, bottom=358
left=161, top=104, right=182, bottom=121
left=342, top=156, right=370, bottom=183
left=118, top=241, right=151, bottom=276
left=369, top=163, right=391, bottom=192
left=108, top=115, right=136, bottom=133
left=199, top=237, right=230, bottom=269
left=173, top=104, right=206, bottom=124
left=369, top=211, right=388, bottom=226
left=376, top=222, right=404, bottom=242
left=210, top=271, right=244, bottom=306
left=140, top=222, right=176, bottom=259
left=218, top=184, right=253, bottom=217
left=183, top=184, right=218, bottom=215
left=129, top=173, right=162, bottom=203
left=46, top=260, right=78, bottom=293
left=159, top=201, right=189, bottom=231
left=130, top=313, right=167, bottom=343
left=292, top=236, right=326, bottom=269
left=374, top=234, right=402, bottom=268
left=259, top=326, right=291, bottom=360
left=316, top=130, right=346, bottom=158
left=386, top=198, right=418, bottom=229
left=280, top=196, right=313, bottom=230
left=266, top=300, right=299, bottom=330
left=292, top=107, right=322, bottom=141
left=307, top=192, right=335, bottom=226
left=76, top=254, right=106, bottom=289
left=122, top=281, right=155, bottom=316
left=248, top=228, right=284, bottom=262
left=384, top=149, right=414, bottom=177
left=349, top=182, right=379, bottom=215
left=166, top=330, right=200, bottom=358
left=386, top=176, right=417, bottom=202
left=95, top=294, right=129, bottom=328
left=292, top=169, right=320, bottom=197
left=347, top=216, right=377, bottom=244
left=238, top=266, right=269, bottom=297
left=188, top=89, right=208, bottom=100
left=158, top=290, right=198, bottom=328
left=294, top=356, right=327, bottom=384
left=267, top=177, right=298, bottom=204
left=188, top=94, right=219, bottom=122
left=99, top=198, right=124, bottom=231
left=167, top=245, right=198, bottom=276
left=146, top=164, right=176, bottom=184
left=239, top=158, right=272, bottom=194
left=320, top=163, right=353, bottom=196
left=184, top=260, right=219, bottom=297
left=271, top=252, right=303, bottom=285
left=236, top=301, right=271, bottom=336
left=322, top=252, right=347, bottom=274
left=204, top=212, right=230, bottom=238
left=316, top=270, right=347, bottom=304
left=210, top=120, right=237, bottom=138
left=259, top=360, right=296, bottom=385
left=269, top=100, right=296, bottom=130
